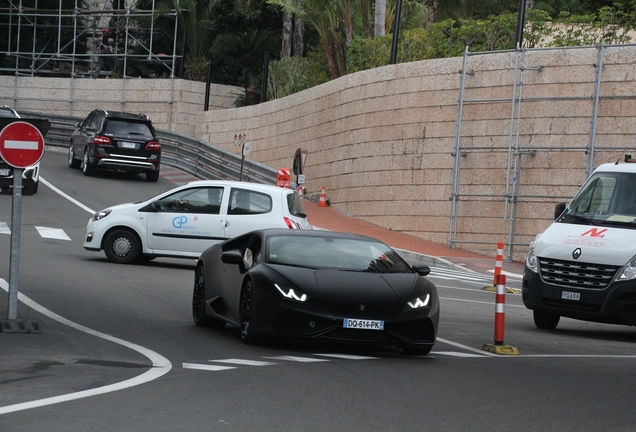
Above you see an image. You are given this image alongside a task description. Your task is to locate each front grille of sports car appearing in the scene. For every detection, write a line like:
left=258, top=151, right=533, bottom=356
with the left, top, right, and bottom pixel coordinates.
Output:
left=538, top=257, right=620, bottom=289
left=272, top=310, right=434, bottom=343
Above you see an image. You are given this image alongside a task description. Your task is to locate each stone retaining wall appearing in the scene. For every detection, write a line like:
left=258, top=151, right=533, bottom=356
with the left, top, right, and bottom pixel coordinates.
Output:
left=3, top=45, right=636, bottom=261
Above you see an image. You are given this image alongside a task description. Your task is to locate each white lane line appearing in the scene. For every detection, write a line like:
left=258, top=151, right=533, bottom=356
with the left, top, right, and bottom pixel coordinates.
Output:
left=0, top=222, right=10, bottom=234
left=39, top=177, right=95, bottom=215
left=486, top=269, right=524, bottom=280
left=0, top=285, right=172, bottom=415
left=35, top=226, right=71, bottom=241
left=265, top=356, right=330, bottom=363
left=315, top=354, right=379, bottom=360
left=183, top=363, right=236, bottom=372
left=439, top=296, right=526, bottom=308
left=436, top=337, right=499, bottom=357
left=434, top=351, right=487, bottom=358
left=209, top=359, right=278, bottom=366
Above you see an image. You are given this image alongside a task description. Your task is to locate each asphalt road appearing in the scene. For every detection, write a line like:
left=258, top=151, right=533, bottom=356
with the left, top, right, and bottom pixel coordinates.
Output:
left=2, top=149, right=636, bottom=431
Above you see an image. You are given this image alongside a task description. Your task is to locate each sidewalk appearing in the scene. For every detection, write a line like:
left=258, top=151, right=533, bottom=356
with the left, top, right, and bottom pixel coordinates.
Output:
left=302, top=198, right=526, bottom=277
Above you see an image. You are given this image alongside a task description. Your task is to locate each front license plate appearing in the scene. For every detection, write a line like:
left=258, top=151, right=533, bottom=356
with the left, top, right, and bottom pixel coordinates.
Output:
left=343, top=318, right=384, bottom=330
left=561, top=291, right=581, bottom=301
left=0, top=169, right=10, bottom=176
left=120, top=141, right=137, bottom=149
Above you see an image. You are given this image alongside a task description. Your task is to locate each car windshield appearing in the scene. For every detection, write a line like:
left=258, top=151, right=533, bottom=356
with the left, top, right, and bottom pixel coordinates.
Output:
left=266, top=235, right=412, bottom=273
left=564, top=172, right=636, bottom=228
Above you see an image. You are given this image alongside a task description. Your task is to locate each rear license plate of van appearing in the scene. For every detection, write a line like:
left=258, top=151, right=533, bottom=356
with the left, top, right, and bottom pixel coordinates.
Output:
left=561, top=291, right=581, bottom=301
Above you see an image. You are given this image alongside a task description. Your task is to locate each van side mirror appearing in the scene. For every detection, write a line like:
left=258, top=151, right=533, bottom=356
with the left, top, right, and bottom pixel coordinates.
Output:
left=554, top=202, right=566, bottom=220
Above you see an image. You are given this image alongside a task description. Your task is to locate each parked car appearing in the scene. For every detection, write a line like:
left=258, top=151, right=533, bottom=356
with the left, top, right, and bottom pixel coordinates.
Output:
left=69, top=109, right=161, bottom=181
left=84, top=180, right=312, bottom=264
left=0, top=105, right=40, bottom=194
left=192, top=229, right=439, bottom=354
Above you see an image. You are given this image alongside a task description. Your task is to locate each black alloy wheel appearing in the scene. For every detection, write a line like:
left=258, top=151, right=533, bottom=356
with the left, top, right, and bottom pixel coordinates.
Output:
left=240, top=280, right=258, bottom=344
left=192, top=264, right=225, bottom=328
left=103, top=229, right=141, bottom=264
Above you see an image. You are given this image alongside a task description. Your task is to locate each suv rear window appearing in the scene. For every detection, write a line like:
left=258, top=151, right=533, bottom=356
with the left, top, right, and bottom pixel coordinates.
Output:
left=105, top=119, right=153, bottom=137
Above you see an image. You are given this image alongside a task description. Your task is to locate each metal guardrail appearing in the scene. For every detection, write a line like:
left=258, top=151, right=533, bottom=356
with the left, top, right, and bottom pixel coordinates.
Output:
left=18, top=111, right=277, bottom=185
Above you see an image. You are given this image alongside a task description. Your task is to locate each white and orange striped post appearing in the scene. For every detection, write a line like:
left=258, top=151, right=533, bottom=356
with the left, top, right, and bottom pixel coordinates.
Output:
left=493, top=241, right=504, bottom=286
left=493, top=274, right=506, bottom=345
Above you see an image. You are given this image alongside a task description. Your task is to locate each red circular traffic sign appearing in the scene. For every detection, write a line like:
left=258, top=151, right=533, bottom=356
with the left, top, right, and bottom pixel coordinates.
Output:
left=0, top=121, right=45, bottom=168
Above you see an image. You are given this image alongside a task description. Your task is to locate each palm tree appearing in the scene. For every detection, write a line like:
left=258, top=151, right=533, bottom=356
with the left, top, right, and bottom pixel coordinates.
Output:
left=152, top=0, right=217, bottom=81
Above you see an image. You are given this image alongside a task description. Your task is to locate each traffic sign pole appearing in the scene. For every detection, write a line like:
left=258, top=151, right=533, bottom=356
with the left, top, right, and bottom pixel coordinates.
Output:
left=7, top=169, right=23, bottom=320
left=0, top=119, right=47, bottom=333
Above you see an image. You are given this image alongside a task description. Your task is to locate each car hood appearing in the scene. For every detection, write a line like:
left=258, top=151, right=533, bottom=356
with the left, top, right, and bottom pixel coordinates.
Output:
left=268, top=265, right=419, bottom=303
left=535, top=222, right=636, bottom=266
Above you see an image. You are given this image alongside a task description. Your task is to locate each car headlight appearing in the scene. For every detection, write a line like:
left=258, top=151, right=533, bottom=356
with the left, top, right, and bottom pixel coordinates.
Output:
left=274, top=284, right=308, bottom=302
left=407, top=294, right=430, bottom=309
left=93, top=209, right=112, bottom=221
left=526, top=240, right=538, bottom=273
left=617, top=255, right=636, bottom=281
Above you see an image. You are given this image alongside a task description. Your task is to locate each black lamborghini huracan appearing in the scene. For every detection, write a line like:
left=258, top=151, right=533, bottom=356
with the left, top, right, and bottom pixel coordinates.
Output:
left=192, top=229, right=440, bottom=354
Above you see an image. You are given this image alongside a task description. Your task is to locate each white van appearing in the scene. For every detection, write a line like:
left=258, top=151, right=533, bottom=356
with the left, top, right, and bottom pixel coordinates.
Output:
left=522, top=159, right=636, bottom=329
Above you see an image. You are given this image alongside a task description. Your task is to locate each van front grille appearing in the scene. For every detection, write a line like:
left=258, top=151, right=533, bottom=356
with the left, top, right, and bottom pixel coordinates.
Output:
left=539, top=257, right=620, bottom=289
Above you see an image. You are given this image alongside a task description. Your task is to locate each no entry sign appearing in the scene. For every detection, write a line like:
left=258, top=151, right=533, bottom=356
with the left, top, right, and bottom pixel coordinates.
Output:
left=0, top=121, right=45, bottom=168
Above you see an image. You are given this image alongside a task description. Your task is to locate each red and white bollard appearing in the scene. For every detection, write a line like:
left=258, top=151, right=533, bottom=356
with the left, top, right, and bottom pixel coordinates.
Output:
left=493, top=241, right=504, bottom=286
left=493, top=274, right=506, bottom=345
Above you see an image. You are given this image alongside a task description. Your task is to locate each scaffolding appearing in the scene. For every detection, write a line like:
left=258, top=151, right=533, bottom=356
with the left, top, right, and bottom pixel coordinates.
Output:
left=0, top=0, right=180, bottom=79
left=449, top=42, right=636, bottom=262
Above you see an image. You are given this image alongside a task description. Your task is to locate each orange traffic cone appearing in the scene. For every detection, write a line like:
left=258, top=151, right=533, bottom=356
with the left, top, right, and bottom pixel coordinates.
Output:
left=318, top=186, right=328, bottom=207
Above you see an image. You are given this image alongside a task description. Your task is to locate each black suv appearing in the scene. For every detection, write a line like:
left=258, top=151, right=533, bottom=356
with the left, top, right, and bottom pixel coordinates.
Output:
left=69, top=109, right=161, bottom=182
left=0, top=105, right=40, bottom=194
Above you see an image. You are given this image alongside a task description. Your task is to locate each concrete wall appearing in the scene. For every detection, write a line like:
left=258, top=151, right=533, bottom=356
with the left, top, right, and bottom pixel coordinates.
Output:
left=3, top=45, right=636, bottom=260
left=195, top=45, right=636, bottom=260
left=0, top=76, right=241, bottom=136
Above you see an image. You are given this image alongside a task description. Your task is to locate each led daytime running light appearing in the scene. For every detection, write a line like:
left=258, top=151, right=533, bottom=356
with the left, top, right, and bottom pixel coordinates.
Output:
left=275, top=284, right=307, bottom=302
left=408, top=294, right=430, bottom=309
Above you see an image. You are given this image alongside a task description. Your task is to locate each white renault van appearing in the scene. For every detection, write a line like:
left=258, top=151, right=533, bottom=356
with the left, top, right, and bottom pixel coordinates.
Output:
left=523, top=158, right=636, bottom=329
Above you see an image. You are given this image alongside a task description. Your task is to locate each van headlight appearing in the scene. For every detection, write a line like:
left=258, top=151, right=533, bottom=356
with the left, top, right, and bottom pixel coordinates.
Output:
left=526, top=241, right=538, bottom=273
left=617, top=255, right=636, bottom=281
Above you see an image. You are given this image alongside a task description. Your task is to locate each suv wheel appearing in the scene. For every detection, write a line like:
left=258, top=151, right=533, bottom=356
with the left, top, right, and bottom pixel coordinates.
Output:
left=82, top=149, right=96, bottom=176
left=146, top=170, right=160, bottom=182
left=68, top=144, right=81, bottom=169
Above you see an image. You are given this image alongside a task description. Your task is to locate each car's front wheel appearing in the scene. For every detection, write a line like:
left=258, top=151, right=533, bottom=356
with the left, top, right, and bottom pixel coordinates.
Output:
left=533, top=310, right=560, bottom=330
left=240, top=280, right=258, bottom=344
left=68, top=144, right=81, bottom=169
left=192, top=264, right=226, bottom=328
left=82, top=148, right=96, bottom=176
left=103, top=229, right=141, bottom=264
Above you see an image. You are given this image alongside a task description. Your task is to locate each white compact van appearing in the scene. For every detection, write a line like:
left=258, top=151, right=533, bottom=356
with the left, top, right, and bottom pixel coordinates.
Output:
left=522, top=159, right=636, bottom=329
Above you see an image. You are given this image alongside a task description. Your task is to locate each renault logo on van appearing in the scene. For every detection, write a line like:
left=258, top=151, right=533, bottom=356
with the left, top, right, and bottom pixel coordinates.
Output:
left=572, top=248, right=582, bottom=260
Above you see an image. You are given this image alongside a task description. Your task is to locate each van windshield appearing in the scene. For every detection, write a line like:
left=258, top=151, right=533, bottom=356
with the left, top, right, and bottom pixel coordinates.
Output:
left=564, top=172, right=636, bottom=228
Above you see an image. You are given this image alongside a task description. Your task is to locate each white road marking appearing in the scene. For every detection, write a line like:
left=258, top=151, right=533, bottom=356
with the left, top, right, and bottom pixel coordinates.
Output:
left=209, top=359, right=278, bottom=366
left=434, top=351, right=487, bottom=358
left=486, top=269, right=524, bottom=280
left=265, top=356, right=331, bottom=363
left=182, top=363, right=236, bottom=372
left=35, top=226, right=71, bottom=241
left=315, top=354, right=379, bottom=360
left=39, top=177, right=95, bottom=214
left=0, top=275, right=171, bottom=413
left=0, top=221, right=9, bottom=234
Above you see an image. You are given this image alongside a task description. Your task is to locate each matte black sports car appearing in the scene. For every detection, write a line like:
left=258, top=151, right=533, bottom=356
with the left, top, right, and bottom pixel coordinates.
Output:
left=192, top=229, right=440, bottom=354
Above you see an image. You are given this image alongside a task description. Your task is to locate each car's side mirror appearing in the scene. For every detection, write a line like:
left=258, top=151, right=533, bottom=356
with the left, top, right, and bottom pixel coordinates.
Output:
left=74, top=121, right=81, bottom=128
left=554, top=202, right=566, bottom=220
left=221, top=250, right=243, bottom=265
left=412, top=263, right=431, bottom=276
